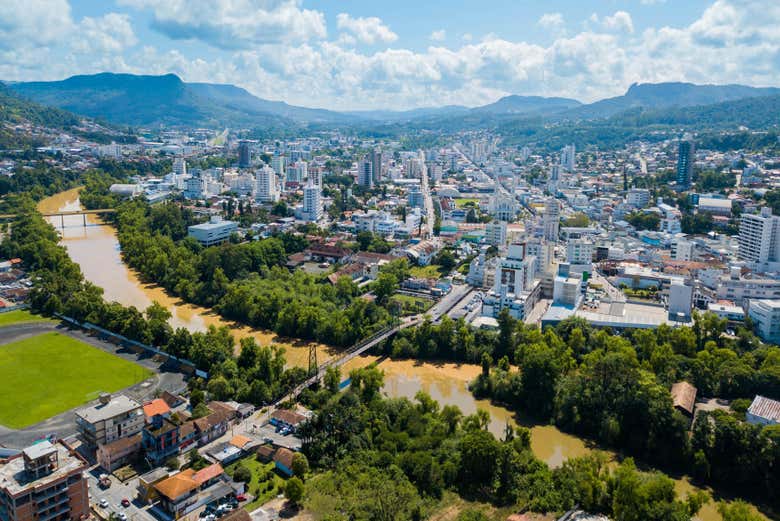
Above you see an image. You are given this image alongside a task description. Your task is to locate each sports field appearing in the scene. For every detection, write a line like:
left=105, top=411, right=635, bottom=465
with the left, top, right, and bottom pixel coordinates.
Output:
left=0, top=332, right=152, bottom=428
left=0, top=309, right=53, bottom=327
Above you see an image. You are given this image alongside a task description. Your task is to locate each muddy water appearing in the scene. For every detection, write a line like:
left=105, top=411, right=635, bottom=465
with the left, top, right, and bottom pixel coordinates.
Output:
left=36, top=188, right=334, bottom=368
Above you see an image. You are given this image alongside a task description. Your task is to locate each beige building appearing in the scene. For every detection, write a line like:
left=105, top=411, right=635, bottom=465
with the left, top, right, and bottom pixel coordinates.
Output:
left=75, top=394, right=144, bottom=449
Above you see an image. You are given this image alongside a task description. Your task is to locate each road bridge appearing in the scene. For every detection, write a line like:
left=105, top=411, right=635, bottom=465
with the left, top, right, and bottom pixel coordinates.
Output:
left=0, top=208, right=116, bottom=227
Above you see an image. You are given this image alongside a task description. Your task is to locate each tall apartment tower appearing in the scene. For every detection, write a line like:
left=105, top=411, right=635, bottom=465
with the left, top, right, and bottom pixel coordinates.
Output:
left=173, top=156, right=187, bottom=177
left=302, top=179, right=323, bottom=222
left=237, top=140, right=252, bottom=168
left=370, top=149, right=383, bottom=183
left=543, top=199, right=560, bottom=242
left=561, top=144, right=576, bottom=171
left=738, top=207, right=780, bottom=264
left=254, top=166, right=279, bottom=203
left=676, top=134, right=695, bottom=190
left=358, top=158, right=374, bottom=188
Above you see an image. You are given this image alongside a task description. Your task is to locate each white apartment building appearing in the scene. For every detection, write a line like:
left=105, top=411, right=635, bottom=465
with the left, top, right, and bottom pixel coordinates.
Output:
left=747, top=299, right=780, bottom=344
left=254, top=166, right=279, bottom=203
left=738, top=208, right=780, bottom=267
left=716, top=271, right=780, bottom=304
left=671, top=238, right=694, bottom=261
left=566, top=238, right=594, bottom=266
left=627, top=188, right=651, bottom=208
left=543, top=199, right=560, bottom=242
left=485, top=221, right=507, bottom=247
left=301, top=180, right=322, bottom=222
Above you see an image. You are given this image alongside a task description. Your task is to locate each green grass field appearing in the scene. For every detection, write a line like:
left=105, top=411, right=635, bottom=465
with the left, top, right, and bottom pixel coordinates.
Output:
left=0, top=332, right=152, bottom=428
left=409, top=264, right=443, bottom=279
left=455, top=198, right=479, bottom=208
left=0, top=309, right=54, bottom=327
left=225, top=456, right=286, bottom=511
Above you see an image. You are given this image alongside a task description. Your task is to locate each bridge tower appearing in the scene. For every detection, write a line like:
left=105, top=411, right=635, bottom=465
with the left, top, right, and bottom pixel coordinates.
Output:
left=308, top=344, right=318, bottom=377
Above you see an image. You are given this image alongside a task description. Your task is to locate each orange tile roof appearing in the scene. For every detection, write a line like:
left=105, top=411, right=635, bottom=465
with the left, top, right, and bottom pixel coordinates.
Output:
left=154, top=470, right=197, bottom=500
left=193, top=463, right=224, bottom=485
left=143, top=398, right=171, bottom=418
left=229, top=435, right=251, bottom=449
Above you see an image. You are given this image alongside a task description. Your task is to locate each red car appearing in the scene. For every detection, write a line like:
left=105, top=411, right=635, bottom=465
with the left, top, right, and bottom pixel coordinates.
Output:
left=121, top=499, right=131, bottom=507
left=235, top=495, right=246, bottom=502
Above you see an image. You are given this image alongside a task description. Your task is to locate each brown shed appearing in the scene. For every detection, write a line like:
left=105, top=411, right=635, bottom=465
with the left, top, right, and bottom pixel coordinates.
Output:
left=671, top=381, right=697, bottom=417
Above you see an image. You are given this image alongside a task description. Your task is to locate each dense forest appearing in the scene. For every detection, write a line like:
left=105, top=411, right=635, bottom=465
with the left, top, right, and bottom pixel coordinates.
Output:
left=383, top=311, right=780, bottom=511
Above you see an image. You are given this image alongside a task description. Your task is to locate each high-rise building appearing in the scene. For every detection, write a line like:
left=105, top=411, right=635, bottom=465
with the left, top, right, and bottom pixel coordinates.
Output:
left=543, top=199, right=560, bottom=242
left=0, top=441, right=89, bottom=521
left=566, top=238, right=594, bottom=265
left=676, top=135, right=694, bottom=190
left=738, top=207, right=780, bottom=265
left=407, top=185, right=424, bottom=208
left=173, top=156, right=187, bottom=177
left=254, top=166, right=279, bottom=203
left=287, top=161, right=307, bottom=183
left=561, top=144, right=576, bottom=171
left=237, top=140, right=252, bottom=168
left=183, top=171, right=205, bottom=199
left=271, top=155, right=286, bottom=178
left=301, top=179, right=323, bottom=222
left=485, top=221, right=507, bottom=247
left=358, top=158, right=373, bottom=188
left=627, top=188, right=651, bottom=208
left=548, top=164, right=561, bottom=193
left=308, top=168, right=322, bottom=189
left=371, top=149, right=383, bottom=183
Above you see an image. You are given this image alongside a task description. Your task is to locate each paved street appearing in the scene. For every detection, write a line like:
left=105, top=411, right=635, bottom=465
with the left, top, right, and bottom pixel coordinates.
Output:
left=86, top=467, right=157, bottom=521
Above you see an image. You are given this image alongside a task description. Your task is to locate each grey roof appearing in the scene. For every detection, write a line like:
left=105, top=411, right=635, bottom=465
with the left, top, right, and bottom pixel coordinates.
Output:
left=75, top=395, right=142, bottom=423
left=22, top=441, right=56, bottom=460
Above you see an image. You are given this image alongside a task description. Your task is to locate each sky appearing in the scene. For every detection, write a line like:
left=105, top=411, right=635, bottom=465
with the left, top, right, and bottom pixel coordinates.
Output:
left=2, top=0, right=780, bottom=111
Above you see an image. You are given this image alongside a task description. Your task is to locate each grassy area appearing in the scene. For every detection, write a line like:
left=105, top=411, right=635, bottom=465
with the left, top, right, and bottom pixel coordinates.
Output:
left=0, top=309, right=54, bottom=327
left=409, top=264, right=443, bottom=279
left=389, top=294, right=434, bottom=316
left=0, top=332, right=152, bottom=428
left=454, top=198, right=479, bottom=209
left=225, top=456, right=286, bottom=511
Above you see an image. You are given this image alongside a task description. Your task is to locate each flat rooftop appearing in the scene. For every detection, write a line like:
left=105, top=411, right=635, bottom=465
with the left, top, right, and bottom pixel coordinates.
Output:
left=75, top=394, right=141, bottom=423
left=0, top=442, right=86, bottom=496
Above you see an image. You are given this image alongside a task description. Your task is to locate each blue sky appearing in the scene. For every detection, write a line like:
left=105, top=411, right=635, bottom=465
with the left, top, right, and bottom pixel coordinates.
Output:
left=1, top=1, right=779, bottom=110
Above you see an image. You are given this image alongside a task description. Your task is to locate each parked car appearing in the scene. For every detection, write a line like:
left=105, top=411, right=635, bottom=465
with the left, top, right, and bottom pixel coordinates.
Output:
left=121, top=499, right=130, bottom=507
left=118, top=513, right=128, bottom=521
left=236, top=495, right=246, bottom=502
left=99, top=499, right=109, bottom=509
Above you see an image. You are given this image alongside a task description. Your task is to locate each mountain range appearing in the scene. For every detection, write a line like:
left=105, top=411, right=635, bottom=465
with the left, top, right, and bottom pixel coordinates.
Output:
left=4, top=72, right=780, bottom=131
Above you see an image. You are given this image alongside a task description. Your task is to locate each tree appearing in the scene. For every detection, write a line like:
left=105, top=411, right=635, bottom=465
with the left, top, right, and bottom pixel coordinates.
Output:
left=285, top=477, right=304, bottom=506
left=324, top=366, right=341, bottom=394
left=232, top=464, right=251, bottom=483
left=435, top=249, right=456, bottom=272
left=164, top=456, right=179, bottom=470
left=291, top=452, right=310, bottom=479
left=718, top=501, right=764, bottom=521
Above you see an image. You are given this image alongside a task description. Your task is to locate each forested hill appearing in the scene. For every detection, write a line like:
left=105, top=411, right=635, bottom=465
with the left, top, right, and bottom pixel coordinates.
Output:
left=0, top=83, right=82, bottom=148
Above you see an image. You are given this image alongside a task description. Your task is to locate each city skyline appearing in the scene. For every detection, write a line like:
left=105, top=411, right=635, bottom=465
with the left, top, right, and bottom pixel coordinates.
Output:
left=2, top=0, right=780, bottom=111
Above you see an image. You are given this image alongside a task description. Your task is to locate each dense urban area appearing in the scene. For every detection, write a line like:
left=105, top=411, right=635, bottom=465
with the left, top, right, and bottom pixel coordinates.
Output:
left=1, top=67, right=780, bottom=521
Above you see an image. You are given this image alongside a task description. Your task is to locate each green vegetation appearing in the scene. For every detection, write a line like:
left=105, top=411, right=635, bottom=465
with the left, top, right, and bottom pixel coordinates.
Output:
left=298, top=366, right=708, bottom=520
left=562, top=212, right=589, bottom=227
left=0, top=332, right=151, bottom=428
left=409, top=264, right=443, bottom=279
left=0, top=195, right=311, bottom=408
left=625, top=211, right=661, bottom=231
left=0, top=309, right=53, bottom=327
left=388, top=294, right=433, bottom=316
left=455, top=198, right=479, bottom=208
left=225, top=457, right=286, bottom=511
left=380, top=311, right=780, bottom=511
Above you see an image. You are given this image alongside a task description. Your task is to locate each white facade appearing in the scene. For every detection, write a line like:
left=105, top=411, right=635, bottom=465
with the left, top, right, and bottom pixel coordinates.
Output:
left=738, top=208, right=780, bottom=266
left=543, top=199, right=560, bottom=242
left=671, top=239, right=694, bottom=261
left=748, top=299, right=780, bottom=344
left=254, top=166, right=279, bottom=203
left=271, top=155, right=286, bottom=178
left=188, top=217, right=238, bottom=246
left=566, top=238, right=594, bottom=266
left=301, top=180, right=322, bottom=222
left=561, top=144, right=576, bottom=171
left=668, top=280, right=693, bottom=321
left=627, top=189, right=651, bottom=208
left=485, top=221, right=507, bottom=247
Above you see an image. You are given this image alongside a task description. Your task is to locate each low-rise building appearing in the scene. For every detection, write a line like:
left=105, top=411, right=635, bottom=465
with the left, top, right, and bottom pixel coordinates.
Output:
left=154, top=463, right=235, bottom=519
left=747, top=299, right=780, bottom=344
left=0, top=441, right=89, bottom=521
left=746, top=395, right=780, bottom=426
left=187, top=217, right=238, bottom=247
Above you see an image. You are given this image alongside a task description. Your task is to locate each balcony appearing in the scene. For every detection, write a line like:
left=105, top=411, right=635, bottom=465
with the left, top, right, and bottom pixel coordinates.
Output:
left=33, top=485, right=68, bottom=503
left=35, top=495, right=69, bottom=513
left=37, top=504, right=70, bottom=521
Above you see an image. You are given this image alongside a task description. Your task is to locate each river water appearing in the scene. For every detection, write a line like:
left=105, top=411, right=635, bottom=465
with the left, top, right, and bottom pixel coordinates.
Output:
left=36, top=189, right=761, bottom=521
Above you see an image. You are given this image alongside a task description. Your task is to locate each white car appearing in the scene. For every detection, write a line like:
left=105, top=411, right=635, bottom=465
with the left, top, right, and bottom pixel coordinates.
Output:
left=99, top=499, right=109, bottom=509
left=118, top=513, right=128, bottom=521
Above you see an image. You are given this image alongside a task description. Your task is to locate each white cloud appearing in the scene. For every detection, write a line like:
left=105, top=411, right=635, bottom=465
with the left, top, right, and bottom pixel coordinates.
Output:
left=602, top=11, right=635, bottom=33
left=119, top=0, right=326, bottom=49
left=538, top=12, right=566, bottom=35
left=430, top=29, right=446, bottom=42
left=336, top=13, right=397, bottom=45
left=75, top=14, right=138, bottom=53
left=0, top=0, right=74, bottom=50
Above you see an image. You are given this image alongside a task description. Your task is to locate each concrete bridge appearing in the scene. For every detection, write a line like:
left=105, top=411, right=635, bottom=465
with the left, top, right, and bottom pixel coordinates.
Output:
left=0, top=208, right=116, bottom=227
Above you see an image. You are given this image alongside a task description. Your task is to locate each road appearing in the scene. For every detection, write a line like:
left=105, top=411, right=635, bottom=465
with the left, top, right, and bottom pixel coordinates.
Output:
left=87, top=467, right=157, bottom=521
left=419, top=150, right=435, bottom=239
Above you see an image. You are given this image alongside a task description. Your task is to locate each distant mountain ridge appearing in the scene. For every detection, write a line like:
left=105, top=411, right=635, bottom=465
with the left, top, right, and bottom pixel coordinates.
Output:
left=6, top=73, right=780, bottom=129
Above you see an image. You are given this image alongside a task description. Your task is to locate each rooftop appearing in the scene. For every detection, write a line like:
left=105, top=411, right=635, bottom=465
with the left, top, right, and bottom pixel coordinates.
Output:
left=748, top=395, right=780, bottom=422
left=76, top=394, right=142, bottom=423
left=143, top=398, right=171, bottom=418
left=0, top=442, right=86, bottom=497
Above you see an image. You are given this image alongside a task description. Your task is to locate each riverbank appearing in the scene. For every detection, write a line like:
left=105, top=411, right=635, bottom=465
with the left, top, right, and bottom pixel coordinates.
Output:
left=36, top=188, right=348, bottom=370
